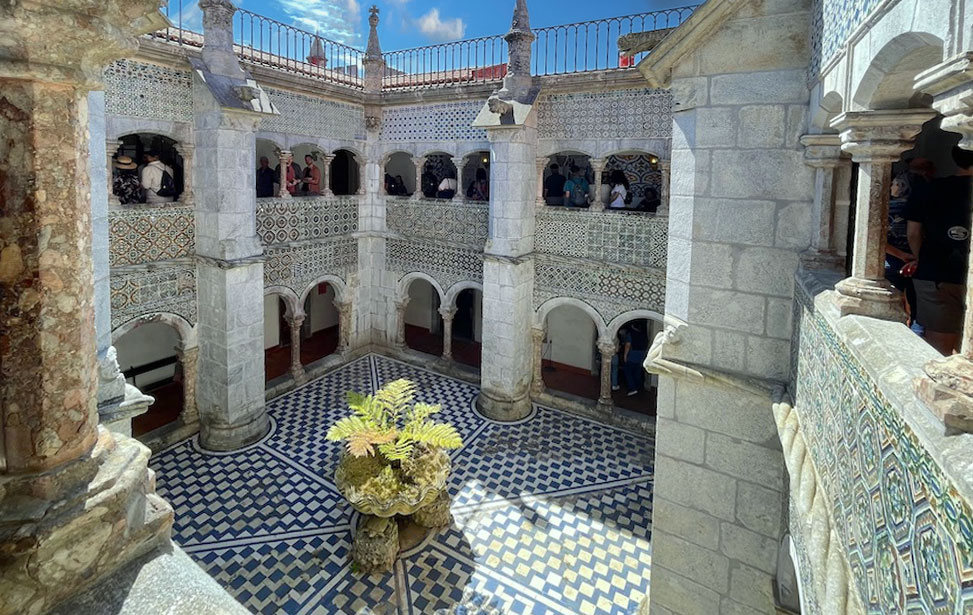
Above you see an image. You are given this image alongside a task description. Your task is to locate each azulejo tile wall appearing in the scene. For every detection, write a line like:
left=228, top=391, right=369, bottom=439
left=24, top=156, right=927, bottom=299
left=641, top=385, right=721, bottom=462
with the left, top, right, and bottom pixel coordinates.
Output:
left=536, top=88, right=673, bottom=140
left=386, top=198, right=488, bottom=249
left=104, top=59, right=193, bottom=123
left=256, top=197, right=359, bottom=246
left=109, top=205, right=195, bottom=267
left=260, top=88, right=365, bottom=141
left=809, top=0, right=882, bottom=78
left=535, top=209, right=667, bottom=271
left=792, top=282, right=973, bottom=614
left=381, top=101, right=487, bottom=142
left=263, top=238, right=358, bottom=298
left=110, top=264, right=197, bottom=329
left=387, top=238, right=484, bottom=291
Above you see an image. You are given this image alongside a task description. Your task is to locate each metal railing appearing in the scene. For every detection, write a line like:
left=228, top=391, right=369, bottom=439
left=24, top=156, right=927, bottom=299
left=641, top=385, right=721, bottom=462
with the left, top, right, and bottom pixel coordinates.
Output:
left=382, top=35, right=508, bottom=90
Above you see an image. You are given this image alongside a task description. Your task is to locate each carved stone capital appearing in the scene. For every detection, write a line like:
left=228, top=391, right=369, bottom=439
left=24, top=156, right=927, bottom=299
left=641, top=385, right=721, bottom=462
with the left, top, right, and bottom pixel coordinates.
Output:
left=438, top=306, right=457, bottom=321
left=916, top=52, right=973, bottom=149
left=831, top=110, right=937, bottom=163
left=799, top=134, right=844, bottom=168
left=916, top=354, right=973, bottom=433
left=597, top=340, right=617, bottom=357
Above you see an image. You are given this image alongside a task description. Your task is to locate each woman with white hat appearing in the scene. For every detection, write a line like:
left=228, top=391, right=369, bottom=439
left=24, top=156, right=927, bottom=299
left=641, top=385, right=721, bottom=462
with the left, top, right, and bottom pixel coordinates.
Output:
left=112, top=156, right=142, bottom=205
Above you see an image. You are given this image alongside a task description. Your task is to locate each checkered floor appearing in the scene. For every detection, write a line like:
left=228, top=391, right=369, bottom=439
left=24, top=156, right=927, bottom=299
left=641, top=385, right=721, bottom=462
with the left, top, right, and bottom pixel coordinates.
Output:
left=152, top=355, right=655, bottom=615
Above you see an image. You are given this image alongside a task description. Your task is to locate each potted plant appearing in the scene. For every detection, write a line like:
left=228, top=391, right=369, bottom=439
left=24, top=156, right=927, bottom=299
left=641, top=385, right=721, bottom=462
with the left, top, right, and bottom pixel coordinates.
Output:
left=326, top=378, right=462, bottom=572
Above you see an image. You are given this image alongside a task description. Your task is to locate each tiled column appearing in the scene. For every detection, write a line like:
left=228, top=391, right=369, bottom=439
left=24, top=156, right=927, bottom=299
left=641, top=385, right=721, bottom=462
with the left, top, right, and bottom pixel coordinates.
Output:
left=395, top=298, right=410, bottom=349
left=530, top=327, right=546, bottom=397
left=597, top=339, right=616, bottom=412
left=0, top=2, right=173, bottom=612
left=657, top=159, right=669, bottom=215
left=590, top=158, right=606, bottom=211
left=535, top=157, right=547, bottom=207
left=440, top=306, right=456, bottom=362
left=799, top=134, right=845, bottom=270
left=412, top=156, right=427, bottom=199
left=288, top=313, right=306, bottom=383
left=279, top=150, right=293, bottom=199
left=174, top=142, right=195, bottom=206
left=830, top=110, right=935, bottom=320
left=107, top=138, right=123, bottom=206
left=337, top=299, right=353, bottom=352
left=177, top=345, right=200, bottom=427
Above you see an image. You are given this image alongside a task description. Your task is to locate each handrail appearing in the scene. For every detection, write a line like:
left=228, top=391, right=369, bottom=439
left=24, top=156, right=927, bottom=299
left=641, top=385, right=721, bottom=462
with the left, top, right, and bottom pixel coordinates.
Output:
left=382, top=34, right=508, bottom=90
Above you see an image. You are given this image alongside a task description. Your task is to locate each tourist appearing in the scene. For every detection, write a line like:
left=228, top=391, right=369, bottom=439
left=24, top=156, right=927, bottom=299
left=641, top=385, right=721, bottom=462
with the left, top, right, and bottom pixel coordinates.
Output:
left=608, top=169, right=630, bottom=210
left=563, top=165, right=590, bottom=207
left=467, top=168, right=489, bottom=201
left=903, top=146, right=973, bottom=355
left=421, top=165, right=439, bottom=198
left=622, top=321, right=649, bottom=396
left=437, top=170, right=458, bottom=199
left=394, top=174, right=409, bottom=196
left=255, top=156, right=276, bottom=198
left=544, top=163, right=566, bottom=205
left=640, top=187, right=661, bottom=213
left=112, top=156, right=142, bottom=205
left=275, top=159, right=302, bottom=196
left=301, top=154, right=321, bottom=196
left=140, top=150, right=176, bottom=204
left=885, top=174, right=918, bottom=327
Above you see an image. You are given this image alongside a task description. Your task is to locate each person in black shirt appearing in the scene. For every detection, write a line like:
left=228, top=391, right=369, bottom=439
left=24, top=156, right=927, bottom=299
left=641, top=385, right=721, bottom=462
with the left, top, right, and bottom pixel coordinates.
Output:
left=543, top=163, right=566, bottom=206
left=256, top=156, right=276, bottom=198
left=621, top=320, right=650, bottom=396
left=885, top=174, right=917, bottom=325
left=903, top=147, right=973, bottom=355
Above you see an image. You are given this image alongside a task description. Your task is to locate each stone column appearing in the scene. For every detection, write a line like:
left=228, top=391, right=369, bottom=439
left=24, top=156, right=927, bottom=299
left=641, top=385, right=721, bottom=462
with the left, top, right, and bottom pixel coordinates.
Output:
left=354, top=153, right=367, bottom=195
left=440, top=306, right=457, bottom=362
left=597, top=339, right=616, bottom=412
left=107, top=138, right=123, bottom=206
left=799, top=134, right=845, bottom=270
left=287, top=313, right=306, bottom=383
left=830, top=110, right=935, bottom=320
left=177, top=345, right=200, bottom=426
left=590, top=158, right=606, bottom=211
left=0, top=2, right=173, bottom=613
left=279, top=149, right=293, bottom=199
left=322, top=153, right=335, bottom=196
left=412, top=156, right=427, bottom=199
left=530, top=327, right=546, bottom=397
left=657, top=159, right=670, bottom=215
left=336, top=299, right=353, bottom=352
left=174, top=142, right=195, bottom=205
left=535, top=157, right=547, bottom=207
left=395, top=298, right=410, bottom=349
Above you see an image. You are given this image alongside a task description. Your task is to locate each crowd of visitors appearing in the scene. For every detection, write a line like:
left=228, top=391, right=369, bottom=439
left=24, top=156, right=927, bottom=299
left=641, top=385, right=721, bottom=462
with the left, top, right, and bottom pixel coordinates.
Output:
left=112, top=151, right=178, bottom=205
left=387, top=163, right=488, bottom=200
left=543, top=163, right=660, bottom=212
left=256, top=155, right=324, bottom=197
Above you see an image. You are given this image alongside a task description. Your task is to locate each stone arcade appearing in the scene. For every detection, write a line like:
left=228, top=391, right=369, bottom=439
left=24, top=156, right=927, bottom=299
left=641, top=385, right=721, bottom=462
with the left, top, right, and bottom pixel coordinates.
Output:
left=3, top=0, right=973, bottom=613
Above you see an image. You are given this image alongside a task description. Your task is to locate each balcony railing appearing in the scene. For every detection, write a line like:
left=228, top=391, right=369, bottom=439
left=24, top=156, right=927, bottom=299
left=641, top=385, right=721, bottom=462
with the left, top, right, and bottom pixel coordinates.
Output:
left=383, top=35, right=508, bottom=90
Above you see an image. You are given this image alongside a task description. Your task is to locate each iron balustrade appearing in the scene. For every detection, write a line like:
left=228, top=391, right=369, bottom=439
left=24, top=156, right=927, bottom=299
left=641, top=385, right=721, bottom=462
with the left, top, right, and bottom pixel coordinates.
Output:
left=382, top=35, right=508, bottom=90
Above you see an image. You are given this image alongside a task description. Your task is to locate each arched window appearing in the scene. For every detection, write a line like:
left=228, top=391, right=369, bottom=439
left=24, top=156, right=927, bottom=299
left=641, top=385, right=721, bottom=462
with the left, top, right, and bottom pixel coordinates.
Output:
left=111, top=133, right=184, bottom=205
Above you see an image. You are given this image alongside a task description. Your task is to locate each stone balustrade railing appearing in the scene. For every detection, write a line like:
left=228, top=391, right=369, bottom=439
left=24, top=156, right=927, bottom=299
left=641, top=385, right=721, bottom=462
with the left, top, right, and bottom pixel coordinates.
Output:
left=109, top=205, right=195, bottom=267
left=536, top=208, right=667, bottom=270
left=257, top=196, right=360, bottom=246
left=386, top=197, right=489, bottom=249
left=788, top=270, right=973, bottom=613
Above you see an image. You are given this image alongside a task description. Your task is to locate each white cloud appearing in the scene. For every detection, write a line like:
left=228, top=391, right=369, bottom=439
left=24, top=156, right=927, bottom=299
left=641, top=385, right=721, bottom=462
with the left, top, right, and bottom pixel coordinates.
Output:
left=169, top=0, right=203, bottom=32
left=415, top=8, right=465, bottom=41
left=274, top=0, right=362, bottom=46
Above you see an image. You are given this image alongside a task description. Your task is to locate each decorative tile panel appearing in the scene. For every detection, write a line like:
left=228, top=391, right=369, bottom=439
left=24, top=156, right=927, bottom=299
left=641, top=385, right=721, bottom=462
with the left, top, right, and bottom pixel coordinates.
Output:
left=792, top=281, right=973, bottom=614
left=104, top=59, right=193, bottom=123
left=109, top=205, right=195, bottom=266
left=537, top=88, right=672, bottom=140
left=533, top=254, right=665, bottom=321
left=259, top=88, right=365, bottom=141
left=110, top=264, right=197, bottom=328
left=810, top=0, right=882, bottom=78
left=387, top=238, right=483, bottom=290
left=256, top=196, right=359, bottom=246
left=263, top=237, right=358, bottom=297
left=386, top=198, right=488, bottom=249
left=381, top=101, right=486, bottom=141
left=536, top=209, right=667, bottom=270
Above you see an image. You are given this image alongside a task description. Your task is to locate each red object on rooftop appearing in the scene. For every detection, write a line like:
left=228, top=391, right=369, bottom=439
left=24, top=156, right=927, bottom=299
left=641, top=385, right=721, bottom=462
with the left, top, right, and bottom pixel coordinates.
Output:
left=619, top=54, right=634, bottom=68
left=473, top=63, right=508, bottom=79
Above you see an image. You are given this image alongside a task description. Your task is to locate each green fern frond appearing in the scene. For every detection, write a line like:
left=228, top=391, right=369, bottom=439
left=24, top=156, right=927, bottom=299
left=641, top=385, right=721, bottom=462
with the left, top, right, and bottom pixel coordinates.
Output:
left=407, top=402, right=440, bottom=424
left=378, top=436, right=414, bottom=462
left=407, top=422, right=463, bottom=450
left=373, top=379, right=416, bottom=426
left=326, top=415, right=374, bottom=442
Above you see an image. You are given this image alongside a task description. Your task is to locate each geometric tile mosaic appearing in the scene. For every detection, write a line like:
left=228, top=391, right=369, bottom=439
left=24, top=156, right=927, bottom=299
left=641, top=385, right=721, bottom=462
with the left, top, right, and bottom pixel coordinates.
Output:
left=809, top=0, right=882, bottom=79
left=387, top=238, right=484, bottom=291
left=104, top=59, right=193, bottom=123
left=535, top=208, right=667, bottom=271
left=381, top=101, right=487, bottom=142
left=263, top=238, right=358, bottom=300
left=257, top=197, right=360, bottom=246
left=536, top=89, right=672, bottom=140
left=151, top=354, right=654, bottom=614
left=260, top=87, right=366, bottom=142
left=110, top=263, right=197, bottom=329
left=792, top=282, right=973, bottom=615
left=387, top=198, right=489, bottom=250
left=109, top=205, right=195, bottom=266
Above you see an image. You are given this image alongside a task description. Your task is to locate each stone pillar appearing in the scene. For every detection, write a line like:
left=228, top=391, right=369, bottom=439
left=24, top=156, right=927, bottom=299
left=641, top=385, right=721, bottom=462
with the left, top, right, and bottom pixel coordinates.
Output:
left=535, top=157, right=547, bottom=207
left=177, top=345, right=200, bottom=426
left=530, top=327, right=546, bottom=397
left=412, top=156, right=427, bottom=199
left=193, top=0, right=272, bottom=451
left=597, top=339, right=616, bottom=412
left=590, top=158, right=606, bottom=211
left=0, top=2, right=172, bottom=613
left=174, top=142, right=195, bottom=205
left=830, top=110, right=934, bottom=321
left=657, top=159, right=670, bottom=215
left=287, top=313, right=306, bottom=383
left=107, top=138, right=123, bottom=206
left=362, top=6, right=385, bottom=94
left=395, top=298, right=410, bottom=349
left=354, top=153, right=367, bottom=195
left=322, top=153, right=335, bottom=196
left=440, top=306, right=456, bottom=362
left=336, top=299, right=353, bottom=352
left=279, top=150, right=293, bottom=199
left=799, top=134, right=845, bottom=270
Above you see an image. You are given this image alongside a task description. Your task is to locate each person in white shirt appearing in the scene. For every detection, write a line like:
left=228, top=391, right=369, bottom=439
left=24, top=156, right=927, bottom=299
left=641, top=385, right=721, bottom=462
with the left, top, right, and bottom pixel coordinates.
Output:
left=437, top=170, right=458, bottom=199
left=608, top=169, right=629, bottom=209
left=140, top=151, right=175, bottom=204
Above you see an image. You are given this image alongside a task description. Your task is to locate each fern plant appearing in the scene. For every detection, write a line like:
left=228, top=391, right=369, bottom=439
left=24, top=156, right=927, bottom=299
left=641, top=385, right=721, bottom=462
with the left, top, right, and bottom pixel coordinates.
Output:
left=326, top=378, right=462, bottom=463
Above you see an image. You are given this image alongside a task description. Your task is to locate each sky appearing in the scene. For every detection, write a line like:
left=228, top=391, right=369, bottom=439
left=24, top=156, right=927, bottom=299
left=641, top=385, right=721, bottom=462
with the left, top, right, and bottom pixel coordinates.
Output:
left=169, top=0, right=695, bottom=52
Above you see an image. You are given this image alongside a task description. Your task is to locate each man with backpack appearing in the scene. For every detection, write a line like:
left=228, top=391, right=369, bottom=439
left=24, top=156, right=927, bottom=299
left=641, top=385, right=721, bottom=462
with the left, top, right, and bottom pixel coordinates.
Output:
left=141, top=150, right=177, bottom=204
left=563, top=164, right=590, bottom=207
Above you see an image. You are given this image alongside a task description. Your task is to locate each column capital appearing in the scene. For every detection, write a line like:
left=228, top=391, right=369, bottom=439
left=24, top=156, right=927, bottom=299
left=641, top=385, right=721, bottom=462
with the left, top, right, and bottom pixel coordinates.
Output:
left=799, top=133, right=844, bottom=168
left=287, top=312, right=306, bottom=327
left=830, top=110, right=937, bottom=163
left=395, top=297, right=411, bottom=310
left=589, top=157, right=606, bottom=172
left=916, top=52, right=973, bottom=149
left=597, top=339, right=617, bottom=356
left=438, top=306, right=457, bottom=320
left=531, top=327, right=545, bottom=342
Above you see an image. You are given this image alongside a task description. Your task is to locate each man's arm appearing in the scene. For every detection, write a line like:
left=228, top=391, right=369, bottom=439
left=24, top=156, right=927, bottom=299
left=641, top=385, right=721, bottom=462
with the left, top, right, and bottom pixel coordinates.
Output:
left=907, top=221, right=923, bottom=262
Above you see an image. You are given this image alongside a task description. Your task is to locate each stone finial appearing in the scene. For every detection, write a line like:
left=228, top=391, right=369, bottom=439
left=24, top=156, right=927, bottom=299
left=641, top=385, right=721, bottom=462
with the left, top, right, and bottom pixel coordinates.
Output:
left=510, top=0, right=531, bottom=32
left=366, top=5, right=383, bottom=59
left=497, top=0, right=535, bottom=103
left=363, top=5, right=386, bottom=93
left=200, top=0, right=245, bottom=78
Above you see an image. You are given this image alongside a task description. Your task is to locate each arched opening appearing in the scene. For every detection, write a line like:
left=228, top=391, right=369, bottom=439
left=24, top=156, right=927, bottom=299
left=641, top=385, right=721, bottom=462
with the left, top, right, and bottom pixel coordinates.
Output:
left=545, top=152, right=593, bottom=207
left=604, top=152, right=662, bottom=212
left=330, top=149, right=360, bottom=195
left=111, top=133, right=184, bottom=205
left=853, top=32, right=944, bottom=111
left=385, top=152, right=415, bottom=196
left=541, top=304, right=600, bottom=401
left=461, top=151, right=491, bottom=201
left=404, top=278, right=443, bottom=356
left=263, top=295, right=293, bottom=383
left=301, top=282, right=341, bottom=365
left=449, top=287, right=482, bottom=368
left=114, top=321, right=184, bottom=436
left=609, top=317, right=659, bottom=415
left=291, top=144, right=327, bottom=197
left=421, top=152, right=458, bottom=199
left=255, top=138, right=281, bottom=198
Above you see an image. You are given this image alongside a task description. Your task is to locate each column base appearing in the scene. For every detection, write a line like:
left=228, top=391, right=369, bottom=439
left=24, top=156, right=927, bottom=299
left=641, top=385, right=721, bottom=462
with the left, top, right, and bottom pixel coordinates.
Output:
left=916, top=354, right=973, bottom=434
left=834, top=277, right=906, bottom=322
left=0, top=428, right=173, bottom=615
left=800, top=249, right=845, bottom=271
left=198, top=411, right=270, bottom=452
left=476, top=388, right=532, bottom=422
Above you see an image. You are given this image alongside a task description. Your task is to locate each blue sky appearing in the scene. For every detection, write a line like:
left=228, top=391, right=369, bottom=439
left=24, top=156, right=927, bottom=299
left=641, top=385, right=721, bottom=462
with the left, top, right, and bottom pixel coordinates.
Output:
left=170, top=0, right=694, bottom=51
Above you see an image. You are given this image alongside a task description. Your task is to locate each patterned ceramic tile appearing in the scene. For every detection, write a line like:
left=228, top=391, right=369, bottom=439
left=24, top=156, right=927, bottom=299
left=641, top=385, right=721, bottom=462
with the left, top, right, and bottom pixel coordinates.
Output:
left=110, top=264, right=197, bottom=329
left=263, top=237, right=358, bottom=299
left=536, top=89, right=672, bottom=140
left=109, top=205, right=195, bottom=266
left=104, top=59, right=193, bottom=123
left=257, top=197, right=360, bottom=246
left=381, top=102, right=487, bottom=142
left=151, top=354, right=655, bottom=614
left=386, top=198, right=489, bottom=250
left=260, top=88, right=366, bottom=142
left=387, top=239, right=484, bottom=290
left=809, top=0, right=883, bottom=78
